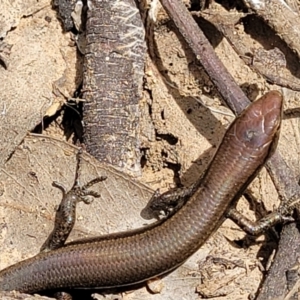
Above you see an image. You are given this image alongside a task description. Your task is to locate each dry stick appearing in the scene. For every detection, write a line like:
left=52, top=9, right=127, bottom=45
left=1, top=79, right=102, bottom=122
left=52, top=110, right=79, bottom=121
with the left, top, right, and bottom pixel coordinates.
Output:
left=159, top=0, right=300, bottom=298
left=160, top=0, right=249, bottom=115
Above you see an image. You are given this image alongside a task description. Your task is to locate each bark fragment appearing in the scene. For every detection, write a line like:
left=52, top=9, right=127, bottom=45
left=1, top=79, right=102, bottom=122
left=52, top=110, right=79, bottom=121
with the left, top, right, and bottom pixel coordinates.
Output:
left=82, top=0, right=146, bottom=176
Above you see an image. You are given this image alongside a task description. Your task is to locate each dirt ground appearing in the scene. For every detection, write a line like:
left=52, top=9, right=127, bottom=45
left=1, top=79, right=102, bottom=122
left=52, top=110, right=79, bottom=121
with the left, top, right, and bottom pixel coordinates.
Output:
left=1, top=0, right=300, bottom=299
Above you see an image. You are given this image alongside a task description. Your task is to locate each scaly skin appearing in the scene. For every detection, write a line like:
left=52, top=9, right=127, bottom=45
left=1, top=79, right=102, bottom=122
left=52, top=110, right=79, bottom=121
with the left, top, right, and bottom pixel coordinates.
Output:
left=0, top=91, right=283, bottom=294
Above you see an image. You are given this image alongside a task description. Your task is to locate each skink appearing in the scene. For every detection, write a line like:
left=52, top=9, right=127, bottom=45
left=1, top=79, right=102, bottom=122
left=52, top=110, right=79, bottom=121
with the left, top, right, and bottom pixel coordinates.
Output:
left=0, top=91, right=283, bottom=293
